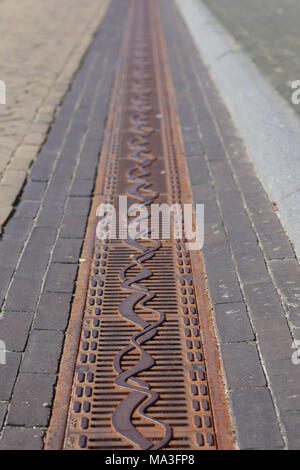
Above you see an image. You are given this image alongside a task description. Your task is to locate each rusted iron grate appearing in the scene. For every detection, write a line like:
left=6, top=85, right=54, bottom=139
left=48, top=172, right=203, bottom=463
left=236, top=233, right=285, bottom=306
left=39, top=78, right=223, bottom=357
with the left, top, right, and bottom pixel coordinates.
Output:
left=46, top=0, right=233, bottom=451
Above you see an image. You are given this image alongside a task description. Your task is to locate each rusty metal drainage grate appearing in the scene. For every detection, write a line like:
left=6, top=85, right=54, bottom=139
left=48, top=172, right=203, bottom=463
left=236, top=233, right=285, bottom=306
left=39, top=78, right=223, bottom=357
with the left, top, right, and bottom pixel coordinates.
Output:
left=45, top=0, right=233, bottom=451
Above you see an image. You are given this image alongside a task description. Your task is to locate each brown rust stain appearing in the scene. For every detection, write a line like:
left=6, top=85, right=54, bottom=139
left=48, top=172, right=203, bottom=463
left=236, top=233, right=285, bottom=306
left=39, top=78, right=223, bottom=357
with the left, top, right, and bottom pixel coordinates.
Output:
left=45, top=0, right=234, bottom=450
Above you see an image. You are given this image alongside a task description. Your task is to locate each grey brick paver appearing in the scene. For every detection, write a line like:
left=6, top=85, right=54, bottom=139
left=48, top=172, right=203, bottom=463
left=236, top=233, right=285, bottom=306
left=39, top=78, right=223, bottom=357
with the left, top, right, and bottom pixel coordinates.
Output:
left=203, top=242, right=235, bottom=273
left=36, top=207, right=64, bottom=228
left=3, top=217, right=34, bottom=242
left=0, top=427, right=44, bottom=450
left=214, top=302, right=254, bottom=343
left=207, top=270, right=243, bottom=304
left=221, top=342, right=266, bottom=390
left=0, top=352, right=21, bottom=401
left=34, top=292, right=72, bottom=331
left=0, top=313, right=33, bottom=352
left=52, top=238, right=83, bottom=264
left=5, top=277, right=42, bottom=312
left=281, top=412, right=300, bottom=450
left=44, top=263, right=78, bottom=293
left=15, top=201, right=40, bottom=219
left=60, top=214, right=88, bottom=239
left=230, top=388, right=284, bottom=449
left=65, top=197, right=91, bottom=217
left=22, top=182, right=47, bottom=201
left=7, top=373, right=56, bottom=426
left=21, top=330, right=64, bottom=374
left=0, top=241, right=23, bottom=268
left=70, top=178, right=94, bottom=197
left=266, top=358, right=300, bottom=412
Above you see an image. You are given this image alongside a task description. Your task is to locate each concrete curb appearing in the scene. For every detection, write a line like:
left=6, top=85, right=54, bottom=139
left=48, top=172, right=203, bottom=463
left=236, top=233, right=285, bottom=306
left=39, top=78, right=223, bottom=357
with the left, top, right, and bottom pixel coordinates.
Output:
left=176, top=0, right=300, bottom=260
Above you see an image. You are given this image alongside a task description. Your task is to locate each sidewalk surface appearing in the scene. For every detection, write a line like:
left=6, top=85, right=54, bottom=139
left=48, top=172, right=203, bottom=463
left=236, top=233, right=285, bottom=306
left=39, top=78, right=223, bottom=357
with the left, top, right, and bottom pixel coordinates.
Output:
left=0, top=0, right=110, bottom=228
left=0, top=0, right=300, bottom=450
left=201, top=0, right=300, bottom=117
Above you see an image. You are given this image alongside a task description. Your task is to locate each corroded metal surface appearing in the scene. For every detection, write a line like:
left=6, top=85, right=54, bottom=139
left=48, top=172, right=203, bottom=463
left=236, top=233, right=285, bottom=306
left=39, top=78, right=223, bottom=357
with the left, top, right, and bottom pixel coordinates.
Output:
left=45, top=0, right=233, bottom=450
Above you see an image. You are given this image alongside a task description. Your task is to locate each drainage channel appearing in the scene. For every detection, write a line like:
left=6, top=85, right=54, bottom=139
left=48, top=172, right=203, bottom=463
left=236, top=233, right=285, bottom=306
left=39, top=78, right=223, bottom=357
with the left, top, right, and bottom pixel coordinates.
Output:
left=45, top=0, right=233, bottom=451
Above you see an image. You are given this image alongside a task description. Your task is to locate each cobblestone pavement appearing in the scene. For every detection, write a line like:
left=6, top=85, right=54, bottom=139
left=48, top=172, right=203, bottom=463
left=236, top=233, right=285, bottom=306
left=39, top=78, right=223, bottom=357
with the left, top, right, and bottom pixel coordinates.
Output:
left=0, top=0, right=110, bottom=228
left=1, top=0, right=300, bottom=450
left=200, top=0, right=300, bottom=118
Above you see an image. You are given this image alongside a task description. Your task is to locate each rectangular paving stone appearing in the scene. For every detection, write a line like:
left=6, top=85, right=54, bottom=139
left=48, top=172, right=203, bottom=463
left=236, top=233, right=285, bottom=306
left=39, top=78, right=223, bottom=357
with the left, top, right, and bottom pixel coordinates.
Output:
left=0, top=240, right=23, bottom=268
left=186, top=156, right=210, bottom=185
left=30, top=161, right=53, bottom=182
left=24, top=227, right=57, bottom=254
left=44, top=184, right=70, bottom=205
left=34, top=292, right=72, bottom=331
left=265, top=358, right=300, bottom=412
left=21, top=329, right=64, bottom=374
left=235, top=252, right=270, bottom=285
left=221, top=342, right=266, bottom=390
left=70, top=178, right=94, bottom=197
left=65, top=197, right=91, bottom=216
left=60, top=214, right=87, bottom=239
left=204, top=222, right=228, bottom=246
left=254, top=316, right=293, bottom=361
left=5, top=277, right=42, bottom=312
left=16, top=251, right=50, bottom=281
left=52, top=238, right=83, bottom=264
left=203, top=242, right=235, bottom=273
left=204, top=141, right=227, bottom=161
left=182, top=128, right=201, bottom=144
left=22, top=181, right=46, bottom=201
left=76, top=160, right=98, bottom=180
left=14, top=201, right=40, bottom=219
left=184, top=140, right=205, bottom=157
left=3, top=217, right=33, bottom=242
left=226, top=221, right=258, bottom=245
left=281, top=411, right=300, bottom=450
left=217, top=189, right=245, bottom=216
left=192, top=183, right=216, bottom=203
left=0, top=312, right=33, bottom=352
left=230, top=387, right=284, bottom=449
left=269, top=259, right=300, bottom=288
left=36, top=206, right=64, bottom=228
left=243, top=281, right=285, bottom=322
left=44, top=263, right=78, bottom=293
left=0, top=352, right=21, bottom=401
left=260, top=230, right=295, bottom=260
left=0, top=427, right=44, bottom=450
left=206, top=269, right=243, bottom=304
left=230, top=238, right=261, bottom=257
left=7, top=373, right=56, bottom=426
left=209, top=160, right=236, bottom=191
left=204, top=200, right=223, bottom=226
left=214, top=302, right=254, bottom=343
